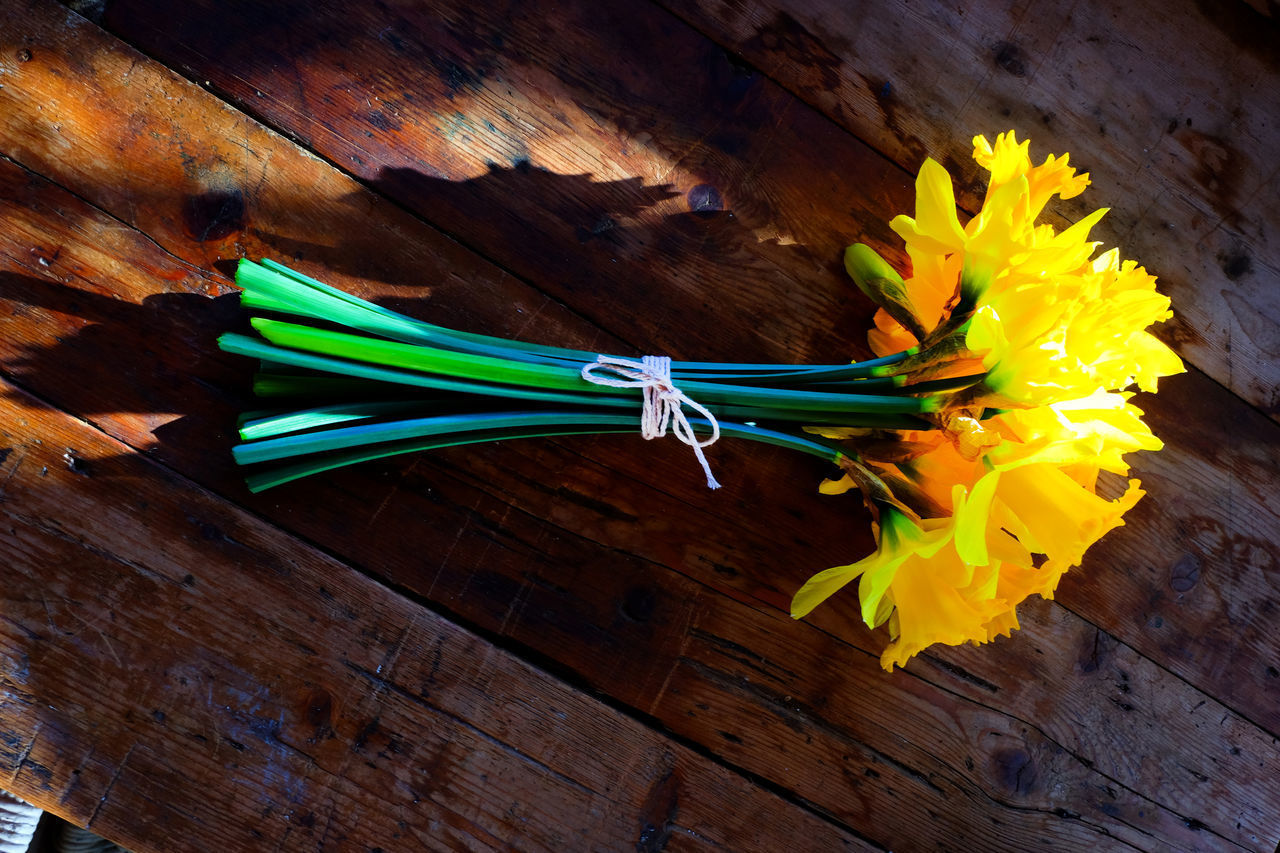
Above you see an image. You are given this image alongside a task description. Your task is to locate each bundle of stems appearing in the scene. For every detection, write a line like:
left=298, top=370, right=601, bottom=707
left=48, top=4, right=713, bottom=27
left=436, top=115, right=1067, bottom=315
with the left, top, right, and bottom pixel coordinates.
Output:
left=214, top=131, right=1183, bottom=670
left=219, top=259, right=982, bottom=493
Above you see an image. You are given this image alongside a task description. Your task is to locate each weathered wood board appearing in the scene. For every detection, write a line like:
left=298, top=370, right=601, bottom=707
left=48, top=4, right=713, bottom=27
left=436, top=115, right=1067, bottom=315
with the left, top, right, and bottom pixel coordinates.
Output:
left=87, top=0, right=1280, bottom=740
left=667, top=0, right=1280, bottom=417
left=0, top=378, right=872, bottom=852
left=0, top=0, right=1277, bottom=850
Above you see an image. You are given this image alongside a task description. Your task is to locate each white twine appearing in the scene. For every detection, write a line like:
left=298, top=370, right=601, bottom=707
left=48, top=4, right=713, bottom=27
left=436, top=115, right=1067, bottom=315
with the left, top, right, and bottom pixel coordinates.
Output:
left=580, top=354, right=722, bottom=489
left=0, top=790, right=41, bottom=853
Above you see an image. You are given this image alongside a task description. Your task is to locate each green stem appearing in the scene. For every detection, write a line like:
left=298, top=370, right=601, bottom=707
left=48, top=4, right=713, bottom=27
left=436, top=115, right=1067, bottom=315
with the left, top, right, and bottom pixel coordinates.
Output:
left=220, top=258, right=986, bottom=492
left=235, top=413, right=845, bottom=491
left=238, top=258, right=913, bottom=378
left=237, top=321, right=944, bottom=414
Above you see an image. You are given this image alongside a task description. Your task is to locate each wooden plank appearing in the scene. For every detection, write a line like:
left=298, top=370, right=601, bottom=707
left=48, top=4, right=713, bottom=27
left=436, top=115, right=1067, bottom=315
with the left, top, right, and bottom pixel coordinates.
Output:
left=72, top=0, right=1280, bottom=740
left=0, top=380, right=872, bottom=852
left=664, top=0, right=1280, bottom=418
left=92, top=0, right=901, bottom=368
left=13, top=151, right=1271, bottom=853
left=2, top=3, right=1278, bottom=850
left=7, top=301, right=1277, bottom=853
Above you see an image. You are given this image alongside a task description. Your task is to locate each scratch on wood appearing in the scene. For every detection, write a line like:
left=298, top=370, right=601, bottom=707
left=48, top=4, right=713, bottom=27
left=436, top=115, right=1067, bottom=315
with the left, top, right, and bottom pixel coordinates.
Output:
left=65, top=607, right=125, bottom=669
left=647, top=598, right=700, bottom=717
left=424, top=495, right=483, bottom=599
left=511, top=296, right=550, bottom=342
left=366, top=459, right=420, bottom=529
left=495, top=568, right=531, bottom=636
left=39, top=593, right=59, bottom=634
left=96, top=626, right=123, bottom=669
left=86, top=742, right=135, bottom=829
left=0, top=446, right=27, bottom=499
left=8, top=726, right=40, bottom=787
left=371, top=612, right=418, bottom=694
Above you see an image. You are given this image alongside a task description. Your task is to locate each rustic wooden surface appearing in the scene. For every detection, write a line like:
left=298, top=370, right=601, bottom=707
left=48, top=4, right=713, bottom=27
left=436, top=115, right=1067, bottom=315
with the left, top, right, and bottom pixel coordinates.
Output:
left=1, top=0, right=1277, bottom=850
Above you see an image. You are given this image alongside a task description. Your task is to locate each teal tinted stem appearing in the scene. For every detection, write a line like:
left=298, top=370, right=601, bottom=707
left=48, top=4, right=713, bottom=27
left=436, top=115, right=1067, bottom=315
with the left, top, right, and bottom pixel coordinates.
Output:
left=239, top=400, right=441, bottom=440
left=239, top=395, right=928, bottom=441
left=234, top=411, right=638, bottom=464
left=220, top=333, right=637, bottom=408
left=234, top=410, right=845, bottom=466
left=239, top=259, right=913, bottom=376
left=238, top=417, right=843, bottom=491
left=809, top=372, right=986, bottom=394
left=242, top=424, right=631, bottom=492
left=232, top=323, right=940, bottom=414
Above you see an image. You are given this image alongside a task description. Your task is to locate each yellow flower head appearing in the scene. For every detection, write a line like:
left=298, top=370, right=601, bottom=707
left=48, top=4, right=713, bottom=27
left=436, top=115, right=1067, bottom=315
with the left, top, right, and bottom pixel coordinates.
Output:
left=813, top=132, right=1181, bottom=668
left=973, top=130, right=1090, bottom=220
left=867, top=130, right=1184, bottom=406
left=792, top=486, right=1065, bottom=670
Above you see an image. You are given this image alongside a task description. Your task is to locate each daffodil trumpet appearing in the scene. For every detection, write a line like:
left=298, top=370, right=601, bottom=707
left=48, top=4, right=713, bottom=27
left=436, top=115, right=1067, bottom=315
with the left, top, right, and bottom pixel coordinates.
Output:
left=219, top=131, right=1182, bottom=670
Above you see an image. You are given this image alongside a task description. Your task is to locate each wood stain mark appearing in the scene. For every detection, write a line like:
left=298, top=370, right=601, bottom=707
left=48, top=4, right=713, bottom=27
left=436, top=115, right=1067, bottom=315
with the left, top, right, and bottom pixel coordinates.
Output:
left=992, top=41, right=1028, bottom=77
left=433, top=59, right=485, bottom=97
left=1169, top=552, right=1202, bottom=593
left=183, top=189, right=246, bottom=242
left=20, top=759, right=52, bottom=791
left=1178, top=130, right=1244, bottom=216
left=745, top=11, right=845, bottom=93
left=687, top=184, right=723, bottom=215
left=990, top=747, right=1037, bottom=796
left=620, top=586, right=657, bottom=623
left=303, top=688, right=333, bottom=732
left=1221, top=283, right=1280, bottom=358
left=635, top=763, right=679, bottom=853
left=367, top=110, right=402, bottom=132
left=861, top=75, right=929, bottom=165
left=1218, top=248, right=1253, bottom=280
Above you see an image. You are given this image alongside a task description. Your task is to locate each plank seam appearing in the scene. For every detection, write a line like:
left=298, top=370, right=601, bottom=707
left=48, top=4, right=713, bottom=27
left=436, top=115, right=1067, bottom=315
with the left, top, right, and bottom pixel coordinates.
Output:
left=648, top=0, right=1271, bottom=420
left=59, top=7, right=647, bottom=362
left=0, top=368, right=883, bottom=846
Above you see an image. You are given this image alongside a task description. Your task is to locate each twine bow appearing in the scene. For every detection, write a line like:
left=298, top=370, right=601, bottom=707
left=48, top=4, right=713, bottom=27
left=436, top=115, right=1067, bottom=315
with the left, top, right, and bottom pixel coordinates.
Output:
left=580, top=354, right=722, bottom=489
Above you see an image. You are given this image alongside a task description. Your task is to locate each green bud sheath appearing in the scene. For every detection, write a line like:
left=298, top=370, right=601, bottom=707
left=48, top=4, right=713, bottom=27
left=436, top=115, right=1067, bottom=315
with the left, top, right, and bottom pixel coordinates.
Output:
left=844, top=243, right=928, bottom=341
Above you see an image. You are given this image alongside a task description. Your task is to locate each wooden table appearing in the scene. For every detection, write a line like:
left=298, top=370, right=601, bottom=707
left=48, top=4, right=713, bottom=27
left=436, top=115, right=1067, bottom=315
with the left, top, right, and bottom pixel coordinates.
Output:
left=2, top=0, right=1277, bottom=850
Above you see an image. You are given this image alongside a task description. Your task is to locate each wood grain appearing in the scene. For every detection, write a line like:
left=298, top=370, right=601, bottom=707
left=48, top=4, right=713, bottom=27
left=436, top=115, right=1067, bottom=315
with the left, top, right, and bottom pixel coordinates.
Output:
left=96, top=0, right=905, bottom=368
left=76, top=0, right=1280, bottom=738
left=665, top=0, right=1280, bottom=418
left=12, top=128, right=1272, bottom=851
left=0, top=378, right=871, bottom=852
left=0, top=0, right=1277, bottom=850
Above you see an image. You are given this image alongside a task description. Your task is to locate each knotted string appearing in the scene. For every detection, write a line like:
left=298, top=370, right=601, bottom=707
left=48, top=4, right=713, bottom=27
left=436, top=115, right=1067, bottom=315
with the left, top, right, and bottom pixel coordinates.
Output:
left=580, top=354, right=722, bottom=489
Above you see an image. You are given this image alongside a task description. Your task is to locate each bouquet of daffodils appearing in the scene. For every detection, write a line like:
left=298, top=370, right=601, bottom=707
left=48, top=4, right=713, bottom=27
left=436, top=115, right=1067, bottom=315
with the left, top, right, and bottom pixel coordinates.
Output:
left=220, top=132, right=1182, bottom=669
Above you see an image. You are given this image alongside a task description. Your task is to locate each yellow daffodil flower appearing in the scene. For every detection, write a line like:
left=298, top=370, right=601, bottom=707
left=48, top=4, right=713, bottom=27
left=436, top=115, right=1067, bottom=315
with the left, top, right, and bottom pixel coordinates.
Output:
left=807, top=131, right=1181, bottom=668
